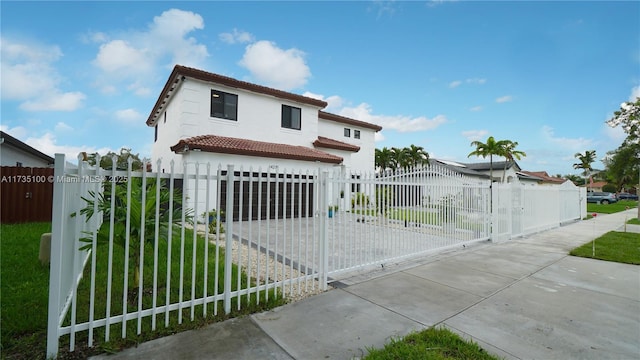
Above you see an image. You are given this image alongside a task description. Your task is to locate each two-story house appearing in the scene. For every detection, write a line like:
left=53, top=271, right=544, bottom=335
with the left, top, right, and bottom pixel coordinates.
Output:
left=146, top=65, right=382, bottom=219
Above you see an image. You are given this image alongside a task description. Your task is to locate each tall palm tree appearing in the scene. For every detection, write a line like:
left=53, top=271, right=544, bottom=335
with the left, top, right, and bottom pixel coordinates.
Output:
left=573, top=150, right=597, bottom=191
left=406, top=144, right=430, bottom=169
left=467, top=136, right=511, bottom=183
left=391, top=147, right=410, bottom=171
left=500, top=141, right=527, bottom=182
left=375, top=147, right=394, bottom=174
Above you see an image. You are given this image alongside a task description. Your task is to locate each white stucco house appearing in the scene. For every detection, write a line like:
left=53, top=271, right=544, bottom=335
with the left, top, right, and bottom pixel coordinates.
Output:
left=0, top=131, right=54, bottom=168
left=146, top=65, right=382, bottom=219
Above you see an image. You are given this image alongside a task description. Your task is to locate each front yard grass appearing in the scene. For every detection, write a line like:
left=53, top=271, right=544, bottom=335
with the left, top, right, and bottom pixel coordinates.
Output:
left=569, top=231, right=640, bottom=265
left=0, top=222, right=284, bottom=360
left=627, top=218, right=640, bottom=225
left=587, top=200, right=638, bottom=214
left=363, top=327, right=500, bottom=360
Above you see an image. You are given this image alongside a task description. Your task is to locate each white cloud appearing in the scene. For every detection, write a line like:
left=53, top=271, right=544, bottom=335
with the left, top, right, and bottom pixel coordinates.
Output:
left=469, top=106, right=483, bottom=112
left=449, top=78, right=485, bottom=88
left=629, top=85, right=640, bottom=102
left=375, top=132, right=385, bottom=142
left=0, top=125, right=28, bottom=139
left=219, top=29, right=254, bottom=44
left=496, top=95, right=513, bottom=103
left=20, top=91, right=86, bottom=112
left=542, top=125, right=593, bottom=151
left=239, top=40, right=310, bottom=90
left=0, top=37, right=85, bottom=111
left=92, top=8, right=208, bottom=96
left=462, top=129, right=488, bottom=141
left=302, top=91, right=344, bottom=111
left=338, top=103, right=447, bottom=133
left=115, top=108, right=143, bottom=124
left=467, top=78, right=486, bottom=85
left=94, top=40, right=149, bottom=74
left=54, top=122, right=73, bottom=132
left=24, top=132, right=112, bottom=161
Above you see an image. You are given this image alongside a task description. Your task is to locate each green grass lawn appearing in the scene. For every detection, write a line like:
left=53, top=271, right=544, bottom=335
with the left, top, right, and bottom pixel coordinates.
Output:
left=627, top=218, right=640, bottom=225
left=0, top=222, right=284, bottom=360
left=587, top=200, right=638, bottom=214
left=363, top=327, right=500, bottom=360
left=570, top=231, right=640, bottom=265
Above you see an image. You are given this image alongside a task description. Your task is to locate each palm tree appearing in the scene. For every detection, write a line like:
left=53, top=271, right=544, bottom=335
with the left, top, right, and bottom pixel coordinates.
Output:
left=500, top=141, right=527, bottom=182
left=406, top=144, right=430, bottom=169
left=391, top=147, right=410, bottom=171
left=467, top=136, right=511, bottom=183
left=573, top=150, right=597, bottom=191
left=375, top=147, right=394, bottom=174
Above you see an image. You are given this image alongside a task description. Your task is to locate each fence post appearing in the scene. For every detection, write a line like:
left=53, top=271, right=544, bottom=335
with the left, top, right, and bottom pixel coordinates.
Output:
left=223, top=164, right=234, bottom=314
left=46, top=154, right=66, bottom=359
left=318, top=169, right=329, bottom=290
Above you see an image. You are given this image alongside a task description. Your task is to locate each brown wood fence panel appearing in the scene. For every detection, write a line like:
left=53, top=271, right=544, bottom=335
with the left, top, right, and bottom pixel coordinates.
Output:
left=1, top=166, right=54, bottom=223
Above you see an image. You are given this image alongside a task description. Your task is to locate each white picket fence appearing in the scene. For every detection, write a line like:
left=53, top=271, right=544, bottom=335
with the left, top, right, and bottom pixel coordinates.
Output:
left=46, top=155, right=584, bottom=357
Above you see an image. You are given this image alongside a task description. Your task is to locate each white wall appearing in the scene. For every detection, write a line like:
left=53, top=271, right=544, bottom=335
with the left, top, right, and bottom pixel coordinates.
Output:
left=0, top=145, right=52, bottom=167
left=151, top=77, right=324, bottom=171
left=317, top=120, right=376, bottom=174
left=173, top=151, right=342, bottom=219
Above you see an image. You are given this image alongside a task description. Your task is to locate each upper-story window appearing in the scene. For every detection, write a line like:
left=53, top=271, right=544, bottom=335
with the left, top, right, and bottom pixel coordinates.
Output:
left=354, top=130, right=361, bottom=139
left=344, top=128, right=351, bottom=137
left=281, top=105, right=301, bottom=130
left=211, top=90, right=238, bottom=121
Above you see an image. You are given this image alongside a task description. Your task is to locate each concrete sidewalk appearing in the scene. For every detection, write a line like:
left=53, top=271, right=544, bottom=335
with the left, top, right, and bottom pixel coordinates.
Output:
left=92, top=209, right=640, bottom=360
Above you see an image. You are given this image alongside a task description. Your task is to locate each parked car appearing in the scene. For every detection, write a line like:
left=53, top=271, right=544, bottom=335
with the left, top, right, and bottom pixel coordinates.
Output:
left=586, top=192, right=618, bottom=204
left=617, top=192, right=639, bottom=200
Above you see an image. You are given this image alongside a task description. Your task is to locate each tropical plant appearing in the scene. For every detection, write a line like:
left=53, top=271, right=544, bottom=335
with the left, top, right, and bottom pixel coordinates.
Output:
left=351, top=192, right=371, bottom=209
left=202, top=209, right=225, bottom=234
left=500, top=141, right=526, bottom=182
left=573, top=150, right=597, bottom=190
left=406, top=144, right=430, bottom=169
left=467, top=136, right=511, bottom=183
left=374, top=147, right=395, bottom=174
left=78, top=177, right=193, bottom=294
left=391, top=147, right=411, bottom=171
left=607, top=97, right=640, bottom=144
left=87, top=147, right=145, bottom=171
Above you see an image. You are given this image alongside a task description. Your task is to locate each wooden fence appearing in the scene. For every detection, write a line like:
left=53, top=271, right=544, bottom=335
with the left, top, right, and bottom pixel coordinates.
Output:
left=1, top=166, right=54, bottom=223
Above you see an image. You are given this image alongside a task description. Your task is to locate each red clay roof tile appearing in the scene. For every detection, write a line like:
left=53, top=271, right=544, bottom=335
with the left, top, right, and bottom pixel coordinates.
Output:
left=313, top=136, right=360, bottom=152
left=318, top=111, right=382, bottom=132
left=170, top=135, right=343, bottom=164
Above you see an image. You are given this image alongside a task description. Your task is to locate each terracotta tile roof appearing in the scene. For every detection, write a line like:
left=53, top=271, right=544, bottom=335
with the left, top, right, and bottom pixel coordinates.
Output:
left=147, top=65, right=328, bottom=126
left=170, top=135, right=343, bottom=164
left=318, top=111, right=382, bottom=132
left=520, top=171, right=567, bottom=183
left=313, top=136, right=360, bottom=152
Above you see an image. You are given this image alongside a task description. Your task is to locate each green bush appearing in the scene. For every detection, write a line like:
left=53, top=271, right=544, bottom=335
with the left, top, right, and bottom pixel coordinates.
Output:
left=602, top=184, right=616, bottom=193
left=351, top=192, right=370, bottom=209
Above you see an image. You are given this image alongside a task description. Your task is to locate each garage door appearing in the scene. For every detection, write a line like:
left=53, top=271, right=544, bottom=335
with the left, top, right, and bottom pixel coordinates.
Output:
left=221, top=171, right=315, bottom=221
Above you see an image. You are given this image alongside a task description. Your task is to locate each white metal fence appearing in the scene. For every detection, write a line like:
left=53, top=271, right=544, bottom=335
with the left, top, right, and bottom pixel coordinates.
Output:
left=46, top=156, right=584, bottom=357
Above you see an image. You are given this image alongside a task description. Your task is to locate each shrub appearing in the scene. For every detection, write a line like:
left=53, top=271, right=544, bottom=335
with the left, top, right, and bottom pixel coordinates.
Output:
left=602, top=184, right=616, bottom=193
left=351, top=192, right=370, bottom=209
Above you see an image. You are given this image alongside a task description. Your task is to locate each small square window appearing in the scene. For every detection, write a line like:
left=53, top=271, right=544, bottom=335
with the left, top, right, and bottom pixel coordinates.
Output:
left=16, top=162, right=23, bottom=167
left=282, top=105, right=301, bottom=130
left=354, top=130, right=360, bottom=139
left=344, top=128, right=351, bottom=137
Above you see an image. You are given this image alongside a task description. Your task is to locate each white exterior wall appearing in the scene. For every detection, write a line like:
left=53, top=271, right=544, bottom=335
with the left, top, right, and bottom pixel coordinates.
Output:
left=0, top=145, right=52, bottom=167
left=317, top=120, right=376, bottom=174
left=178, top=151, right=342, bottom=219
left=152, top=77, right=324, bottom=173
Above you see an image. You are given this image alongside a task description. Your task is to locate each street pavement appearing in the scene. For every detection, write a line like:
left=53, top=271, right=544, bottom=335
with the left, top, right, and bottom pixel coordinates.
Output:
left=91, top=209, right=640, bottom=360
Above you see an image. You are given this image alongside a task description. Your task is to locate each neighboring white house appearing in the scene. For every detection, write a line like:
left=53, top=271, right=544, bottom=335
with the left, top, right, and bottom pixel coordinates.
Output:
left=0, top=131, right=54, bottom=168
left=146, top=65, right=382, bottom=218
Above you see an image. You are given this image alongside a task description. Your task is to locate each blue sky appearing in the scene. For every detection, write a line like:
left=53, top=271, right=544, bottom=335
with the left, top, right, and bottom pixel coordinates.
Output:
left=1, top=1, right=639, bottom=176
